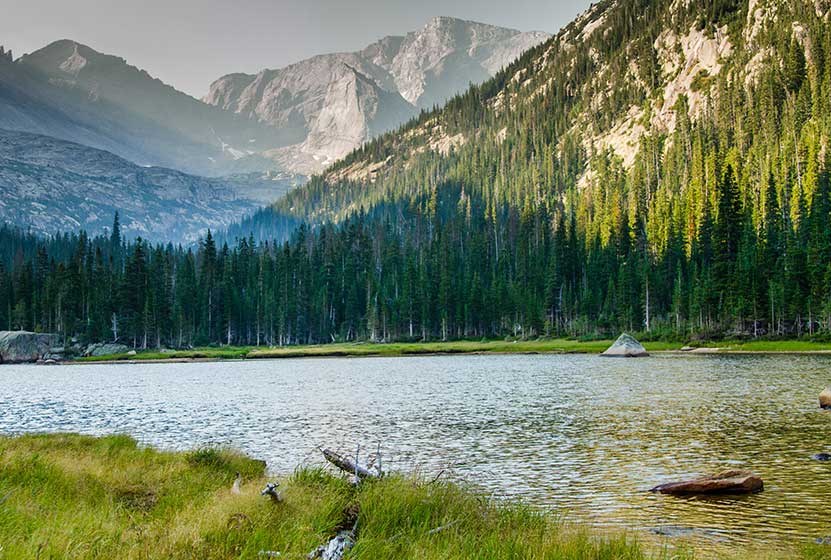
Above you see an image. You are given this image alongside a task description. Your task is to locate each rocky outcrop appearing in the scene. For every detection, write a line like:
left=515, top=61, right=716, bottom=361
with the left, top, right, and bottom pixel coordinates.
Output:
left=601, top=333, right=649, bottom=357
left=84, top=342, right=130, bottom=357
left=650, top=470, right=763, bottom=495
left=820, top=388, right=831, bottom=409
left=0, top=331, right=60, bottom=363
left=205, top=17, right=549, bottom=174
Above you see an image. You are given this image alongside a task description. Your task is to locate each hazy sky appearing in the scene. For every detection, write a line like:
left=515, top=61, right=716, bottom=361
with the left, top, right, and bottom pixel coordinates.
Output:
left=1, top=0, right=591, bottom=98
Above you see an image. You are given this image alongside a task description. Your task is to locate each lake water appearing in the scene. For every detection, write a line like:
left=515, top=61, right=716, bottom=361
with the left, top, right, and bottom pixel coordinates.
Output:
left=1, top=353, right=830, bottom=552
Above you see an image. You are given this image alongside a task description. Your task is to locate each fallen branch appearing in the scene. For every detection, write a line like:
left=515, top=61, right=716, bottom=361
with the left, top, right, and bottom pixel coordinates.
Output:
left=428, top=469, right=446, bottom=485
left=261, top=482, right=283, bottom=502
left=321, top=448, right=378, bottom=479
left=426, top=520, right=460, bottom=535
left=307, top=529, right=355, bottom=560
left=384, top=519, right=461, bottom=543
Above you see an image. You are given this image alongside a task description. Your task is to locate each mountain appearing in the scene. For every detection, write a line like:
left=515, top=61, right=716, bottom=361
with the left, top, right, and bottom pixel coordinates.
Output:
left=0, top=129, right=297, bottom=242
left=6, top=0, right=831, bottom=346
left=0, top=18, right=545, bottom=243
left=217, top=0, right=831, bottom=341
left=269, top=0, right=830, bottom=225
left=205, top=17, right=549, bottom=174
left=0, top=18, right=546, bottom=179
left=0, top=41, right=288, bottom=177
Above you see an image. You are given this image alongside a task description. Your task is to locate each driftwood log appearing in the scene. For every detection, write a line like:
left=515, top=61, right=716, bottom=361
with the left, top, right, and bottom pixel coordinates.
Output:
left=307, top=447, right=375, bottom=559
left=307, top=529, right=356, bottom=560
left=322, top=448, right=379, bottom=479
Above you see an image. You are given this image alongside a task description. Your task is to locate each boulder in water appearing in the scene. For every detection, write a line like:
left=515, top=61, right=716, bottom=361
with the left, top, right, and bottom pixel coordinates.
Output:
left=601, top=333, right=649, bottom=357
left=0, top=331, right=60, bottom=363
left=820, top=388, right=831, bottom=409
left=650, top=470, right=763, bottom=495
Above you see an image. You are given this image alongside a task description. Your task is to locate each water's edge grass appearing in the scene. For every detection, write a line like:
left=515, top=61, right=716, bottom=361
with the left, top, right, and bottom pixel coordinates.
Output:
left=0, top=433, right=825, bottom=559
left=73, top=338, right=831, bottom=363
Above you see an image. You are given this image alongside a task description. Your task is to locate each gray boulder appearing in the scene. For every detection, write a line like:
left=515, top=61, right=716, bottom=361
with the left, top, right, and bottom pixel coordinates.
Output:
left=601, top=333, right=649, bottom=357
left=84, top=342, right=130, bottom=357
left=0, top=331, right=60, bottom=363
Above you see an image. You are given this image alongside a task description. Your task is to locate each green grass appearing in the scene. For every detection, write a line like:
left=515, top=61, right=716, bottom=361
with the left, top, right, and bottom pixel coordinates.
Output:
left=76, top=339, right=683, bottom=362
left=0, top=434, right=827, bottom=559
left=691, top=339, right=831, bottom=352
left=77, top=347, right=253, bottom=362
left=70, top=338, right=831, bottom=363
left=247, top=338, right=639, bottom=358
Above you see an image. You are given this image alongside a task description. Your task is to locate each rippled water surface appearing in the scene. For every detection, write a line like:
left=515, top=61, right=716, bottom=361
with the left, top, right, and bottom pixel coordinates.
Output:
left=2, top=353, right=831, bottom=551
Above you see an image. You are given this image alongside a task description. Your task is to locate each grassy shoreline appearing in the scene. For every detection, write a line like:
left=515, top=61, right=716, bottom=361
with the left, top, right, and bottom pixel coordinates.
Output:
left=71, top=338, right=831, bottom=363
left=0, top=433, right=823, bottom=559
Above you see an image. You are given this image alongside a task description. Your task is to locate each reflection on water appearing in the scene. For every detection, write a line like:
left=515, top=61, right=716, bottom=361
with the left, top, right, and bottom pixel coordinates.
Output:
left=1, top=353, right=830, bottom=551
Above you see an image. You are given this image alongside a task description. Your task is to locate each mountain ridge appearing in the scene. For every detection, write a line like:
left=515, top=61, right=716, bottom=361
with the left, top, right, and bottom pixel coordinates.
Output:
left=9, top=39, right=289, bottom=176
left=204, top=16, right=549, bottom=173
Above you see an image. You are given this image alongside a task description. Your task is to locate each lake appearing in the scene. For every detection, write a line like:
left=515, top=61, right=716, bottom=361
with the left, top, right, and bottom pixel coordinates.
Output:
left=1, top=353, right=830, bottom=552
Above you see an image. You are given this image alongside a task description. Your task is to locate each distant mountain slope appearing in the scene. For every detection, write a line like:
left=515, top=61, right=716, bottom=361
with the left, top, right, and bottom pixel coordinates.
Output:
left=205, top=17, right=549, bottom=173
left=0, top=41, right=287, bottom=177
left=0, top=129, right=296, bottom=242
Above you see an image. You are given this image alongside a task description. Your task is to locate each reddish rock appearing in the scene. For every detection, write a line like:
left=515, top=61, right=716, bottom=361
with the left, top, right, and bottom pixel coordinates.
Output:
left=650, top=470, right=763, bottom=495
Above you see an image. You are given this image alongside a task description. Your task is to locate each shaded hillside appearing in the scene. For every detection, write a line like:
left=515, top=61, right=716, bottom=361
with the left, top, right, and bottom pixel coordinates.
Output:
left=0, top=129, right=294, bottom=243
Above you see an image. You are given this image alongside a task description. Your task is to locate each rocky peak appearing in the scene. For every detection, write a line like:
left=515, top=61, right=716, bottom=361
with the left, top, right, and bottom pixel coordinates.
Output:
left=0, top=46, right=12, bottom=62
left=20, top=40, right=127, bottom=81
left=205, top=16, right=549, bottom=174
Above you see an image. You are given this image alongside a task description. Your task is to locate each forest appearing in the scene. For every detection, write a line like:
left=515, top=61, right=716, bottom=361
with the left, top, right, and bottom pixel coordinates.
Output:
left=1, top=0, right=830, bottom=347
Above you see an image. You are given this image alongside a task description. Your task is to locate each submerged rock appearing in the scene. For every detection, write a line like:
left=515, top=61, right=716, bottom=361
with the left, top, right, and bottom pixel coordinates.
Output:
left=820, top=388, right=831, bottom=409
left=650, top=525, right=726, bottom=541
left=601, top=333, right=649, bottom=357
left=650, top=470, right=763, bottom=495
left=0, top=331, right=60, bottom=363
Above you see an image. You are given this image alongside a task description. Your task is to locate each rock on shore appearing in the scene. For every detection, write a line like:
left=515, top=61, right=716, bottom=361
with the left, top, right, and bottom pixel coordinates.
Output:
left=0, top=331, right=60, bottom=363
left=601, top=333, right=649, bottom=357
left=820, top=388, right=831, bottom=409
